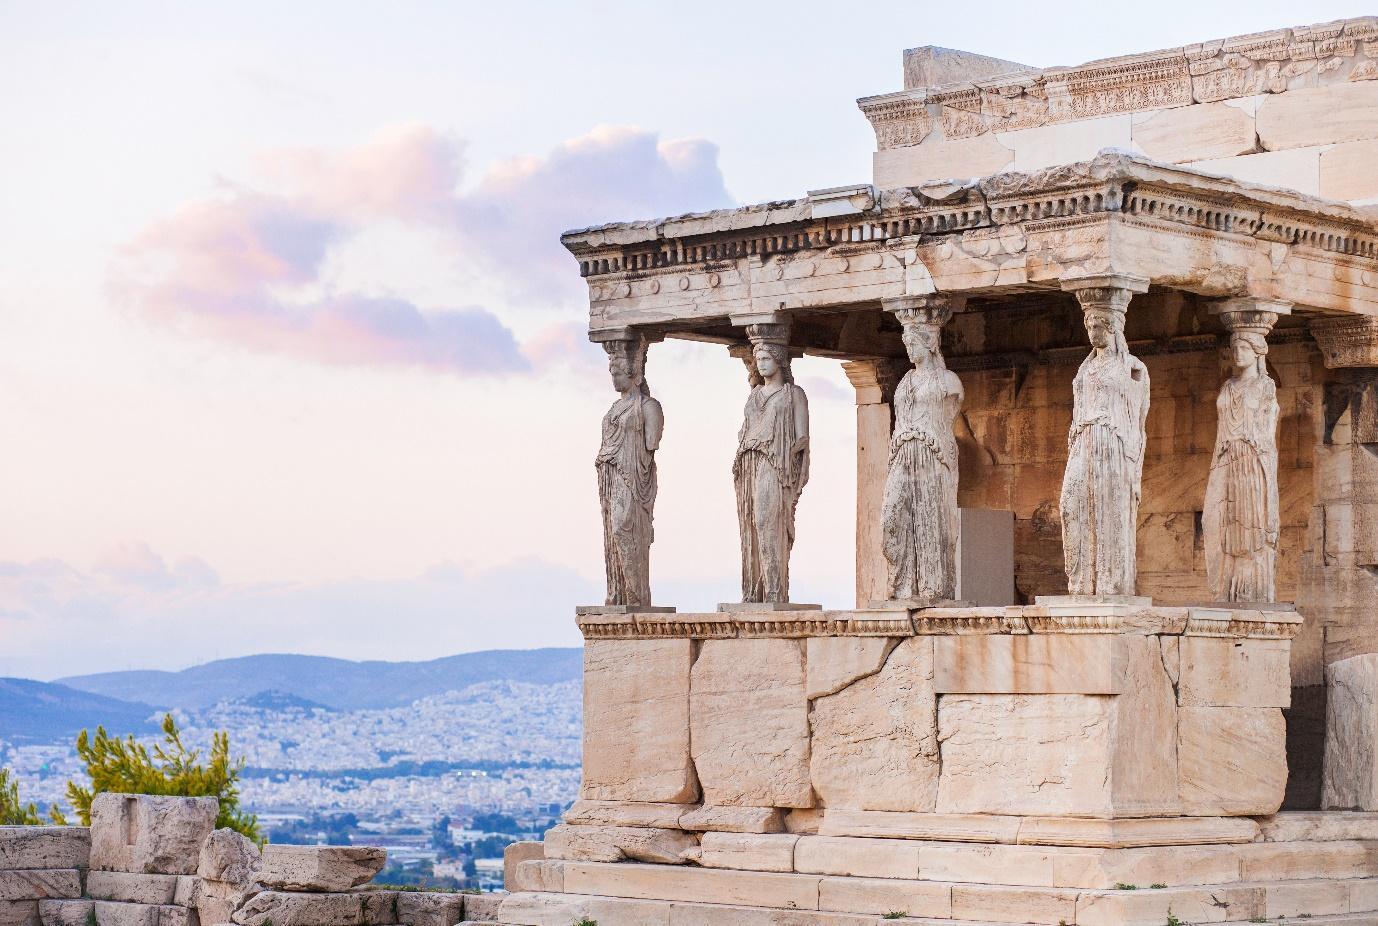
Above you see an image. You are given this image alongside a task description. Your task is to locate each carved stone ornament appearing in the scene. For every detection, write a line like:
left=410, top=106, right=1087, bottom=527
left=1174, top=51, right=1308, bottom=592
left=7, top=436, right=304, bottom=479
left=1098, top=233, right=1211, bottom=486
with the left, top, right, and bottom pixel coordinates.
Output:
left=1204, top=300, right=1289, bottom=603
left=593, top=333, right=664, bottom=607
left=1058, top=275, right=1151, bottom=597
left=732, top=320, right=810, bottom=603
left=879, top=296, right=965, bottom=603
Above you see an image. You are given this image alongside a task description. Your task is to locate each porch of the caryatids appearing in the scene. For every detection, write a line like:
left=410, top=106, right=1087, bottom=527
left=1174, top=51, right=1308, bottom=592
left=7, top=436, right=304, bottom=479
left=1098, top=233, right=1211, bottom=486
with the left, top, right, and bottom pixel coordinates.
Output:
left=1057, top=273, right=1151, bottom=599
left=1204, top=298, right=1291, bottom=604
left=727, top=316, right=813, bottom=609
left=877, top=294, right=965, bottom=607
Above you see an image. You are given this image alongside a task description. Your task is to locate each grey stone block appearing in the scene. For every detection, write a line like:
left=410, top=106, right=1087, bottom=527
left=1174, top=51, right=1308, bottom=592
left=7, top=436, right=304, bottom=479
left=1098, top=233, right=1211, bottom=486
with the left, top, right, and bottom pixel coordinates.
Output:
left=90, top=795, right=217, bottom=876
left=0, top=829, right=90, bottom=871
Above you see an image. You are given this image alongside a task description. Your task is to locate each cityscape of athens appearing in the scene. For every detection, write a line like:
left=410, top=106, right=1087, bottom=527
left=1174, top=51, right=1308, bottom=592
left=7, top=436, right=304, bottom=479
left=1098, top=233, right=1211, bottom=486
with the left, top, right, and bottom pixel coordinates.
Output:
left=8, top=2, right=1378, bottom=924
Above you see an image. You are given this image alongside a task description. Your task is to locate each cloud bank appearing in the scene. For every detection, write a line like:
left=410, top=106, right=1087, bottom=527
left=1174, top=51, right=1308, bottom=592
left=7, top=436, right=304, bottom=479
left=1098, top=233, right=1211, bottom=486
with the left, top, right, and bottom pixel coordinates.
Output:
left=110, top=125, right=732, bottom=375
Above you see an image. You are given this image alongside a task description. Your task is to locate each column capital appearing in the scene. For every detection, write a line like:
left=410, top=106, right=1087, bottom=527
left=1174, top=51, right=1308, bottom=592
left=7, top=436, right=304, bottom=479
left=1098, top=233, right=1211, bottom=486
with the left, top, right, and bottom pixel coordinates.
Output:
left=1060, top=273, right=1150, bottom=314
left=588, top=326, right=665, bottom=345
left=842, top=359, right=905, bottom=406
left=1210, top=297, right=1292, bottom=339
left=1311, top=315, right=1378, bottom=369
left=883, top=294, right=964, bottom=328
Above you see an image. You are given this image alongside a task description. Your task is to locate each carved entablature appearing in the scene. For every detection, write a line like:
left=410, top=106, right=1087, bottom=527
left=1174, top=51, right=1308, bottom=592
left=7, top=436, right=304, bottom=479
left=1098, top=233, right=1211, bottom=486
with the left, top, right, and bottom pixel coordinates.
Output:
left=859, top=17, right=1378, bottom=149
left=1311, top=315, right=1378, bottom=368
left=561, top=153, right=1378, bottom=341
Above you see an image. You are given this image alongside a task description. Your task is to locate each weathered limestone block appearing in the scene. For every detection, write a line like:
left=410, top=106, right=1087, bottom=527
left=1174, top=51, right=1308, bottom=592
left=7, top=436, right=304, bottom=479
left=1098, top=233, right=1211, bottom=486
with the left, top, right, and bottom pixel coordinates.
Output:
left=1258, top=811, right=1378, bottom=842
left=561, top=801, right=689, bottom=829
left=582, top=639, right=698, bottom=804
left=501, top=843, right=541, bottom=895
left=690, top=639, right=812, bottom=808
left=793, top=836, right=921, bottom=879
left=809, top=637, right=939, bottom=812
left=36, top=901, right=90, bottom=926
left=1256, top=82, right=1378, bottom=151
left=932, top=634, right=1118, bottom=694
left=0, top=829, right=89, bottom=871
left=1178, top=638, right=1291, bottom=708
left=0, top=901, right=39, bottom=926
left=1321, top=139, right=1378, bottom=203
left=90, top=794, right=218, bottom=875
left=1131, top=101, right=1257, bottom=163
left=952, top=883, right=1078, bottom=925
left=696, top=833, right=798, bottom=872
left=1324, top=653, right=1378, bottom=810
left=510, top=860, right=562, bottom=895
left=170, top=879, right=196, bottom=910
left=0, top=873, right=81, bottom=902
left=92, top=902, right=195, bottom=926
left=194, top=879, right=250, bottom=926
left=232, top=891, right=398, bottom=926
left=86, top=872, right=180, bottom=905
left=817, top=877, right=951, bottom=917
left=259, top=845, right=385, bottom=892
left=1179, top=706, right=1287, bottom=815
left=396, top=893, right=465, bottom=926
left=459, top=894, right=501, bottom=921
left=803, top=638, right=894, bottom=699
left=541, top=825, right=695, bottom=865
left=558, top=860, right=821, bottom=910
left=677, top=806, right=784, bottom=834
left=196, top=830, right=260, bottom=885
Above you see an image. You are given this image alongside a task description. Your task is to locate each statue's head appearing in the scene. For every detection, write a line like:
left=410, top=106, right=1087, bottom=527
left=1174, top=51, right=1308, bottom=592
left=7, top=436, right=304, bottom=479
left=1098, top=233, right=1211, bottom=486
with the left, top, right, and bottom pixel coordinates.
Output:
left=1230, top=331, right=1269, bottom=373
left=1084, top=308, right=1125, bottom=352
left=603, top=338, right=648, bottom=395
left=901, top=322, right=940, bottom=364
left=752, top=341, right=792, bottom=384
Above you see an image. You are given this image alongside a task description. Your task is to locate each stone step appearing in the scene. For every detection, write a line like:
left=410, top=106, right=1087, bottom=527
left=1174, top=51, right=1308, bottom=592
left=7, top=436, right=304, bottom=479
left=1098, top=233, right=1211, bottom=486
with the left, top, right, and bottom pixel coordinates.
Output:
left=504, top=861, right=1378, bottom=925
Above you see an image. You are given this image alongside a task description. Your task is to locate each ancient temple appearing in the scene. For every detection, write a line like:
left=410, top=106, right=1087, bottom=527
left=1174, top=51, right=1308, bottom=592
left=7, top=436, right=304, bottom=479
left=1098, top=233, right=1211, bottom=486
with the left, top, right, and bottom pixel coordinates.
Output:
left=499, top=18, right=1378, bottom=925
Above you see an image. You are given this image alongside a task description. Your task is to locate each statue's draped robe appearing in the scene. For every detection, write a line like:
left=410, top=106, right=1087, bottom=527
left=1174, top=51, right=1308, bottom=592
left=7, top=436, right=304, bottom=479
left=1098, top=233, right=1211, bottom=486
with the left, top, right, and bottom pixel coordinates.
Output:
left=881, top=366, right=961, bottom=601
left=596, top=392, right=659, bottom=606
left=1203, top=373, right=1279, bottom=601
left=734, top=383, right=809, bottom=602
left=1060, top=350, right=1149, bottom=596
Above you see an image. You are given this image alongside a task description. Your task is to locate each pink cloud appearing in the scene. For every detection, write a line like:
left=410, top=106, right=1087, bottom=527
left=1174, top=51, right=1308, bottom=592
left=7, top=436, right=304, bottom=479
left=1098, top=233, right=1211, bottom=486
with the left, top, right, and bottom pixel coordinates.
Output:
left=111, top=124, right=731, bottom=375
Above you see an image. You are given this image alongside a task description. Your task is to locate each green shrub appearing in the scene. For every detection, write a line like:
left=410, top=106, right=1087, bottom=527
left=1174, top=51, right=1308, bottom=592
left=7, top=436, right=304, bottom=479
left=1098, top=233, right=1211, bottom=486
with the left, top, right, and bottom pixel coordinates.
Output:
left=0, top=767, right=56, bottom=825
left=63, top=714, right=259, bottom=840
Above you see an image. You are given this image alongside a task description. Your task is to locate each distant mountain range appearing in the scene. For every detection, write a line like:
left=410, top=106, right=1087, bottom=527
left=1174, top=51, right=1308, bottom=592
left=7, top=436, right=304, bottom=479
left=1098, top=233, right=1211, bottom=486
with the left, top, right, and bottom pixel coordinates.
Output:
left=56, top=648, right=583, bottom=711
left=0, top=677, right=160, bottom=744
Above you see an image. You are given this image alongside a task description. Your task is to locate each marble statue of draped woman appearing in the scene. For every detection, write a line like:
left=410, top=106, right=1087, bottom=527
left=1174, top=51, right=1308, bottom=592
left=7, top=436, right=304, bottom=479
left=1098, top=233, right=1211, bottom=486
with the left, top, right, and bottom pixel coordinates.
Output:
left=596, top=350, right=663, bottom=607
left=881, top=326, right=963, bottom=602
left=1203, top=333, right=1279, bottom=602
left=1060, top=311, right=1150, bottom=597
left=734, top=343, right=809, bottom=602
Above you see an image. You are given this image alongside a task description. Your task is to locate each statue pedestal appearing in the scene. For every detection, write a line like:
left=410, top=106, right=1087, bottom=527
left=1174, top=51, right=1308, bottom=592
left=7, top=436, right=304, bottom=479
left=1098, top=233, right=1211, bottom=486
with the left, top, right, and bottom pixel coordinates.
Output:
left=716, top=601, right=822, bottom=612
left=498, top=601, right=1375, bottom=924
left=575, top=604, right=677, bottom=615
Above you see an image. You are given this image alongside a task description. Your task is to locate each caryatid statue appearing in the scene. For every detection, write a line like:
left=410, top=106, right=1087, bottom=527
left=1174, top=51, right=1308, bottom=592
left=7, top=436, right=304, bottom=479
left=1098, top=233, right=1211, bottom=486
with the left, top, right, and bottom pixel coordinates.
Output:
left=880, top=296, right=964, bottom=603
left=1204, top=299, right=1290, bottom=603
left=594, top=333, right=664, bottom=608
left=1059, top=275, right=1151, bottom=597
left=733, top=322, right=810, bottom=603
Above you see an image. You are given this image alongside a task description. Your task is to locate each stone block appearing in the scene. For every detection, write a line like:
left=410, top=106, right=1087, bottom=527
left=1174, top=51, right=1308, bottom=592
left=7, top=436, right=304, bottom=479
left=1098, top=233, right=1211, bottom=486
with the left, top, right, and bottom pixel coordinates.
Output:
left=1238, top=839, right=1378, bottom=881
left=808, top=637, right=937, bottom=812
left=696, top=834, right=797, bottom=872
left=1257, top=82, right=1378, bottom=151
left=932, top=633, right=1118, bottom=694
left=460, top=894, right=501, bottom=920
left=194, top=880, right=248, bottom=925
left=918, top=843, right=1058, bottom=888
left=998, top=113, right=1133, bottom=173
left=90, top=794, right=218, bottom=876
left=92, top=902, right=195, bottom=926
left=1075, top=885, right=1265, bottom=926
left=677, top=806, right=784, bottom=834
left=37, top=900, right=90, bottom=926
left=816, top=876, right=951, bottom=917
left=1131, top=102, right=1257, bottom=163
left=1179, top=706, right=1287, bottom=815
left=1258, top=811, right=1378, bottom=842
left=690, top=639, right=812, bottom=808
left=1265, top=879, right=1352, bottom=917
left=872, top=136, right=1013, bottom=188
left=561, top=801, right=690, bottom=829
left=559, top=861, right=820, bottom=910
left=1178, top=638, right=1291, bottom=708
left=0, top=829, right=90, bottom=871
left=501, top=843, right=541, bottom=894
left=583, top=639, right=698, bottom=804
left=259, top=845, right=385, bottom=892
left=0, top=873, right=81, bottom=903
left=1323, top=653, right=1378, bottom=810
left=793, top=836, right=920, bottom=879
left=1015, top=816, right=1258, bottom=848
left=818, top=810, right=1020, bottom=844
left=1061, top=844, right=1242, bottom=889
left=1188, top=146, right=1323, bottom=197
left=803, top=638, right=893, bottom=699
left=1320, top=139, right=1378, bottom=202
left=951, top=883, right=1077, bottom=925
left=232, top=891, right=398, bottom=926
left=86, top=872, right=179, bottom=905
left=0, top=902, right=39, bottom=926
left=541, top=825, right=694, bottom=865
left=510, top=861, right=563, bottom=895
left=396, top=893, right=465, bottom=926
left=493, top=891, right=670, bottom=926
left=196, top=830, right=260, bottom=885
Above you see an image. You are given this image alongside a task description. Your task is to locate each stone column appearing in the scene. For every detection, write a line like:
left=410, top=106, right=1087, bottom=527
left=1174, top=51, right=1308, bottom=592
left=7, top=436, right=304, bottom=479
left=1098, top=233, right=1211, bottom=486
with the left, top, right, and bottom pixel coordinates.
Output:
left=1308, top=316, right=1378, bottom=808
left=842, top=358, right=903, bottom=608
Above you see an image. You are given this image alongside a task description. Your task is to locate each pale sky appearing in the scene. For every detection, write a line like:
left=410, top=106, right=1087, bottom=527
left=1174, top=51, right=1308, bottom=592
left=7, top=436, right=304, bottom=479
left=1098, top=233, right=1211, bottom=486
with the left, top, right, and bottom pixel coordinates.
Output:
left=2, top=0, right=1371, bottom=679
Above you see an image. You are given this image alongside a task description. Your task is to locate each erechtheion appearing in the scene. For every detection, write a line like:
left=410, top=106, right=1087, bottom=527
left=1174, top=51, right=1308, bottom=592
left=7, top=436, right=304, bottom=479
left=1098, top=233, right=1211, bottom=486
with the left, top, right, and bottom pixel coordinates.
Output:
left=505, top=17, right=1378, bottom=925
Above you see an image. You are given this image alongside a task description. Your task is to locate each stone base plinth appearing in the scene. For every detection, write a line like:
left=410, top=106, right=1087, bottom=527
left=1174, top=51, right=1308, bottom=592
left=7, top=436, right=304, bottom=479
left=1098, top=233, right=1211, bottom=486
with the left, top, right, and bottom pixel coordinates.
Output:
left=717, top=601, right=823, bottom=612
left=497, top=812, right=1378, bottom=925
left=574, top=604, right=677, bottom=615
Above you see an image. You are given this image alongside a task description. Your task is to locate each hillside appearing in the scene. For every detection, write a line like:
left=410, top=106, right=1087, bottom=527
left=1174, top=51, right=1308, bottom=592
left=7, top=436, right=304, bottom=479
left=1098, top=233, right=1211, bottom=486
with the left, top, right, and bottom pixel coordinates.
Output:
left=0, top=677, right=159, bottom=743
left=57, top=647, right=584, bottom=711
